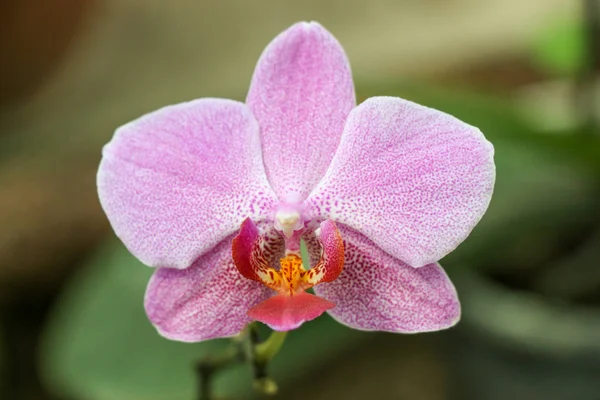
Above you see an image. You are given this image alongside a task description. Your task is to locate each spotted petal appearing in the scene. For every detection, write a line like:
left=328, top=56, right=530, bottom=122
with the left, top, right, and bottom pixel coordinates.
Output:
left=144, top=237, right=271, bottom=342
left=98, top=98, right=277, bottom=269
left=306, top=96, right=495, bottom=268
left=246, top=22, right=356, bottom=201
left=314, top=226, right=460, bottom=333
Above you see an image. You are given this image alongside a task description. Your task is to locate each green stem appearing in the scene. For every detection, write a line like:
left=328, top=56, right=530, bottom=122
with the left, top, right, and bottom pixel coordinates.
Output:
left=246, top=325, right=288, bottom=396
left=255, top=330, right=287, bottom=365
left=196, top=342, right=244, bottom=400
left=195, top=325, right=288, bottom=399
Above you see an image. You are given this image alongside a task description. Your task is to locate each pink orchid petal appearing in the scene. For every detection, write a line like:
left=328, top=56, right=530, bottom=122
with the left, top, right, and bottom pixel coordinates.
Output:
left=306, top=96, right=495, bottom=268
left=98, top=98, right=278, bottom=269
left=313, top=225, right=460, bottom=333
left=145, top=237, right=271, bottom=342
left=247, top=292, right=335, bottom=332
left=246, top=21, right=356, bottom=201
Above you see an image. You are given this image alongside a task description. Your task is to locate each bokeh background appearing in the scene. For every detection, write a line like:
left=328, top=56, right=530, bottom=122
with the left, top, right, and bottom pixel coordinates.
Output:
left=1, top=1, right=599, bottom=399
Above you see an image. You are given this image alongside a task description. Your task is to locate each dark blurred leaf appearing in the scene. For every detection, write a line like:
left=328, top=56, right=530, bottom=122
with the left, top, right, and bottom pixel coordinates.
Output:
left=533, top=228, right=600, bottom=300
left=0, top=325, right=4, bottom=391
left=41, top=237, right=367, bottom=400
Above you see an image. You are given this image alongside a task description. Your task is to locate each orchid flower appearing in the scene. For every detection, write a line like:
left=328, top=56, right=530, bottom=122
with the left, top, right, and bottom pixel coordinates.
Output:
left=97, top=22, right=495, bottom=342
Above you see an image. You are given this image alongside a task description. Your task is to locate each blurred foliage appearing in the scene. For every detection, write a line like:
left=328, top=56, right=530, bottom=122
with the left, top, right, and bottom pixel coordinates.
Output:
left=0, top=326, right=3, bottom=391
left=42, top=81, right=600, bottom=400
left=531, top=18, right=585, bottom=78
left=359, top=80, right=600, bottom=171
left=533, top=227, right=600, bottom=302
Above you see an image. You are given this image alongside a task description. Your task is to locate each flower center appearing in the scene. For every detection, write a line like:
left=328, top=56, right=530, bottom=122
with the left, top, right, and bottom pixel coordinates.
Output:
left=268, top=254, right=306, bottom=295
left=251, top=251, right=338, bottom=299
left=232, top=218, right=345, bottom=330
left=232, top=218, right=344, bottom=297
left=250, top=252, right=327, bottom=297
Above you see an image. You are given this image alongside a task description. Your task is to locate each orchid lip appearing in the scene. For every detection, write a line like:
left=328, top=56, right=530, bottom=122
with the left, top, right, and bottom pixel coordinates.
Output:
left=232, top=218, right=345, bottom=296
left=232, top=218, right=345, bottom=330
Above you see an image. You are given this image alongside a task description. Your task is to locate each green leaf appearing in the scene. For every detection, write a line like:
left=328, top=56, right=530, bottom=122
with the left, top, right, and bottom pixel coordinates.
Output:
left=531, top=18, right=585, bottom=77
left=41, top=238, right=367, bottom=400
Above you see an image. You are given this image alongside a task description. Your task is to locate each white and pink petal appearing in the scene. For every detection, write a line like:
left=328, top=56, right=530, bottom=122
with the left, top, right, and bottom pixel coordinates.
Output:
left=98, top=98, right=278, bottom=269
left=144, top=237, right=271, bottom=342
left=246, top=22, right=356, bottom=201
left=307, top=96, right=495, bottom=268
left=314, top=225, right=461, bottom=333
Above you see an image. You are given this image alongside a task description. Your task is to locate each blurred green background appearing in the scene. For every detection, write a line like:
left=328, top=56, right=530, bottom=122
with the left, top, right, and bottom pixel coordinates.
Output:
left=1, top=1, right=599, bottom=399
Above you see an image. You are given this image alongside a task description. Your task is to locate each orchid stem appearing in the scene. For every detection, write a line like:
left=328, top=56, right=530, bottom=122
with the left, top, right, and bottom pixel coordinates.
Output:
left=196, top=343, right=243, bottom=400
left=195, top=324, right=287, bottom=399
left=255, top=330, right=287, bottom=365
left=246, top=325, right=287, bottom=395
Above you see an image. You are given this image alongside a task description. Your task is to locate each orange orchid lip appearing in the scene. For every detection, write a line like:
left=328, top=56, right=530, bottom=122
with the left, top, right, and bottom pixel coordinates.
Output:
left=232, top=217, right=344, bottom=331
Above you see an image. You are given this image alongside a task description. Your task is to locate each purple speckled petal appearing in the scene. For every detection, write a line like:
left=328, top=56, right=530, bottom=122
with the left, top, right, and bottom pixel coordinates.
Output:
left=306, top=96, right=495, bottom=268
left=246, top=21, right=355, bottom=202
left=314, top=225, right=460, bottom=333
left=98, top=98, right=278, bottom=269
left=144, top=237, right=271, bottom=342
